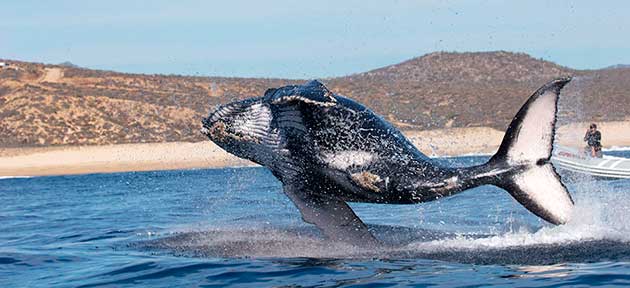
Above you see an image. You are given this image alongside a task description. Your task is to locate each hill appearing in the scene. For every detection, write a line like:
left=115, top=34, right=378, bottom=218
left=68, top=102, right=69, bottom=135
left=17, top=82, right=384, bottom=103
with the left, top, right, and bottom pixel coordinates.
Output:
left=1, top=51, right=628, bottom=147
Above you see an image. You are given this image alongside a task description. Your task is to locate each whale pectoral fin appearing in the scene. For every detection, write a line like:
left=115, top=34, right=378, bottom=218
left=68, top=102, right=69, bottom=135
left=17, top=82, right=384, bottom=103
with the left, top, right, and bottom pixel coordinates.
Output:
left=283, top=183, right=378, bottom=246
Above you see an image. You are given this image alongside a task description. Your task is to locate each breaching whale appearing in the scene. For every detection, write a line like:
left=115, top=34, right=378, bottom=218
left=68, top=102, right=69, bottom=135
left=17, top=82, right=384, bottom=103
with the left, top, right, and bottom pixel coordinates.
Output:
left=201, top=78, right=574, bottom=245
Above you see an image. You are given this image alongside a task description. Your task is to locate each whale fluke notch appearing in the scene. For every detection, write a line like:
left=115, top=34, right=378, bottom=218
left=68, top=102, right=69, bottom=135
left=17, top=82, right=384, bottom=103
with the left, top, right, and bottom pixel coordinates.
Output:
left=487, top=77, right=574, bottom=224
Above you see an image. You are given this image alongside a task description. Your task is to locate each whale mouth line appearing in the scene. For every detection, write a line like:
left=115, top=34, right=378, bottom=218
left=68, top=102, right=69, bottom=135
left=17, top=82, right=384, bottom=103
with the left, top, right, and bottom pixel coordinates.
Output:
left=199, top=127, right=210, bottom=136
left=202, top=121, right=229, bottom=142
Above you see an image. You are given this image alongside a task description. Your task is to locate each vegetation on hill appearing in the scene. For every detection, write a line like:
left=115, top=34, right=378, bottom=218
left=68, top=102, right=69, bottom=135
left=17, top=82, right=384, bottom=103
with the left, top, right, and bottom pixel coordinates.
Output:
left=0, top=51, right=628, bottom=147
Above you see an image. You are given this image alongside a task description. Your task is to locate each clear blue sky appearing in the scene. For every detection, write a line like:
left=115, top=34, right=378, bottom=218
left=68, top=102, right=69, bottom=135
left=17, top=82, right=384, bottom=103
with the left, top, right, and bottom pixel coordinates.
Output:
left=1, top=0, right=628, bottom=79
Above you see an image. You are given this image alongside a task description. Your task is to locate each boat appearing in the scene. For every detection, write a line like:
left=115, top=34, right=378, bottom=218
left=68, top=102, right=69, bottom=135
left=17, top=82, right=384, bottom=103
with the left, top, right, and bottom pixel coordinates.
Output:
left=551, top=145, right=630, bottom=179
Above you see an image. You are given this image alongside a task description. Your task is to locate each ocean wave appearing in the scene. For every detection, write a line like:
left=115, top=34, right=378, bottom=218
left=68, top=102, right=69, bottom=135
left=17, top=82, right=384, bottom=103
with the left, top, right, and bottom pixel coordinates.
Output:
left=135, top=179, right=630, bottom=265
left=134, top=226, right=630, bottom=265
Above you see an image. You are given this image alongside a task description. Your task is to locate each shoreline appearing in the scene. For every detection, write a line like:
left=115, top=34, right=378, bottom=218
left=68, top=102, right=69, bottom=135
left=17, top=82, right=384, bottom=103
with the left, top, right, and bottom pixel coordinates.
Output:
left=1, top=122, right=629, bottom=177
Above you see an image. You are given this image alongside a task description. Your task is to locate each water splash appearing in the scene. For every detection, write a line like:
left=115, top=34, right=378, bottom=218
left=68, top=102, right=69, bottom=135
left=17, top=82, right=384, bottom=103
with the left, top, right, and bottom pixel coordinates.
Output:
left=136, top=172, right=630, bottom=265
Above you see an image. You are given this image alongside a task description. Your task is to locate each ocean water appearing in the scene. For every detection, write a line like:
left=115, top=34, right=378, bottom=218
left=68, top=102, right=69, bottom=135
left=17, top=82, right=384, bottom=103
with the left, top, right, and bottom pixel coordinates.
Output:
left=2, top=153, right=630, bottom=287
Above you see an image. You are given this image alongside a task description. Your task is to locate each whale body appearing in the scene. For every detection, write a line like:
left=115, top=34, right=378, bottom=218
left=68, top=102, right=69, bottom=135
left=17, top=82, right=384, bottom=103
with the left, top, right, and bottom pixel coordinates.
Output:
left=201, top=78, right=574, bottom=245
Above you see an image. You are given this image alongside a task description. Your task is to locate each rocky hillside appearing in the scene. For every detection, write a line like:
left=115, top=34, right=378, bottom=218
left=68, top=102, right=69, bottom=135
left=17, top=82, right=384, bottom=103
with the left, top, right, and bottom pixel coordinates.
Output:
left=0, top=51, right=628, bottom=147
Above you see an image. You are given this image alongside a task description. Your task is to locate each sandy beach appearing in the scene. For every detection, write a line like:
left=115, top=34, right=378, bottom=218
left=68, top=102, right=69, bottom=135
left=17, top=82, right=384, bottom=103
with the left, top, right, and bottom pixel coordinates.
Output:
left=1, top=121, right=628, bottom=177
left=0, top=142, right=252, bottom=177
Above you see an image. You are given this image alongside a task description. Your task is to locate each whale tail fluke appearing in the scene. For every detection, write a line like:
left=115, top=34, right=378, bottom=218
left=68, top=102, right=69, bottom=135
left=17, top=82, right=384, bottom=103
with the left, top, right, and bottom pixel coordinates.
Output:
left=483, top=77, right=574, bottom=225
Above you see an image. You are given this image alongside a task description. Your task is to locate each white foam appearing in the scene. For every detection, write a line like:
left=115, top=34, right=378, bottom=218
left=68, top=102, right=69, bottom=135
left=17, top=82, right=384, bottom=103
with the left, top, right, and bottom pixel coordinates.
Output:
left=0, top=176, right=34, bottom=180
left=406, top=178, right=630, bottom=251
left=143, top=170, right=630, bottom=261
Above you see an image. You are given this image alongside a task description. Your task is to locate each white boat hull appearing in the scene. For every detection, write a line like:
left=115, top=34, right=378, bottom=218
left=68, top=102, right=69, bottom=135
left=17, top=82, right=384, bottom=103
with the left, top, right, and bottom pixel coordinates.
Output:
left=551, top=146, right=630, bottom=179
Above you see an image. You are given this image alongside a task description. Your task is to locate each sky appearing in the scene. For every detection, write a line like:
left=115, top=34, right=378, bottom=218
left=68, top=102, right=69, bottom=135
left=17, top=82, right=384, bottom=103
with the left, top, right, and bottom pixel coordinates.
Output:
left=1, top=0, right=629, bottom=79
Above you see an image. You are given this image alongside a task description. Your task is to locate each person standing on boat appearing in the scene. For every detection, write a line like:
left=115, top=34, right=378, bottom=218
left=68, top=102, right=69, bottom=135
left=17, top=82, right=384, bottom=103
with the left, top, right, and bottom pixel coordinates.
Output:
left=584, top=123, right=602, bottom=158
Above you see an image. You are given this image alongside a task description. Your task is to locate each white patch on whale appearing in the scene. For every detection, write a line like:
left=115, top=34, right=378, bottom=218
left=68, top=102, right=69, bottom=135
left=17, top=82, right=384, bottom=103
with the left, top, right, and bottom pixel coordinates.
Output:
left=512, top=165, right=573, bottom=224
left=506, top=89, right=556, bottom=164
left=322, top=151, right=376, bottom=170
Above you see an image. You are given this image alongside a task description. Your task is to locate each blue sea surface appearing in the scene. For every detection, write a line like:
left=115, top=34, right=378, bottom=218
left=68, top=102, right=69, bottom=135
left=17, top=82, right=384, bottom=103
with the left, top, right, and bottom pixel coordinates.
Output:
left=2, top=153, right=630, bottom=287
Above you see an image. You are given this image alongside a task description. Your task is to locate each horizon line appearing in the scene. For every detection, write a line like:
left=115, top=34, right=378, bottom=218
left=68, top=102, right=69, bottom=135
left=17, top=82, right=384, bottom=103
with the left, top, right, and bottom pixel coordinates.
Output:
left=2, top=50, right=625, bottom=80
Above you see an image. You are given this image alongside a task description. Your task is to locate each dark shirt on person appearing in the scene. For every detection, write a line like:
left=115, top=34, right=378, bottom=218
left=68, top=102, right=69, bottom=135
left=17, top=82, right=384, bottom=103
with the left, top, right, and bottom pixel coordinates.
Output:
left=584, top=130, right=602, bottom=148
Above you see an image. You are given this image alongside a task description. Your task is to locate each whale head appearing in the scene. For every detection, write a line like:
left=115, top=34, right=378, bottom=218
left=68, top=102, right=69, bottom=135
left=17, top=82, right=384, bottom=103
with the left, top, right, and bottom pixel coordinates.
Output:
left=201, top=97, right=275, bottom=164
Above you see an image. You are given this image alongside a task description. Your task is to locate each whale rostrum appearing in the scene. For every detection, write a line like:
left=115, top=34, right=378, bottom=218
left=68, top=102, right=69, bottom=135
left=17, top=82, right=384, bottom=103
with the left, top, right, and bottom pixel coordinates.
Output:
left=202, top=78, right=574, bottom=246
